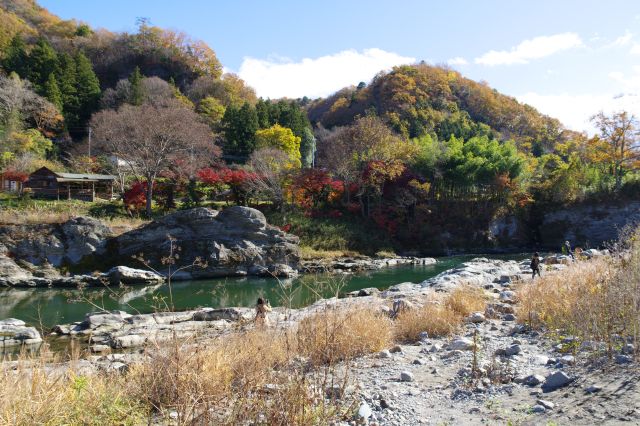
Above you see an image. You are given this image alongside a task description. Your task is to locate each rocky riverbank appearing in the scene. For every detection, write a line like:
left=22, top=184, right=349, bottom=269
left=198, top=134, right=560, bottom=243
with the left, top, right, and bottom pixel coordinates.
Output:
left=2, top=252, right=637, bottom=425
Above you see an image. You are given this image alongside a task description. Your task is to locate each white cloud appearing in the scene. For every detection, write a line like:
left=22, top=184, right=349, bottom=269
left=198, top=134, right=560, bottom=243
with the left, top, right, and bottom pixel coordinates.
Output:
left=630, top=43, right=640, bottom=55
left=447, top=56, right=468, bottom=66
left=518, top=91, right=640, bottom=133
left=609, top=30, right=633, bottom=47
left=238, top=48, right=415, bottom=99
left=475, top=33, right=583, bottom=66
left=608, top=66, right=640, bottom=90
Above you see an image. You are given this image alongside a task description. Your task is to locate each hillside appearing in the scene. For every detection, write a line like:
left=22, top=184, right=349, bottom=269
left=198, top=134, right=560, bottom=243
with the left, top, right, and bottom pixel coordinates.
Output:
left=307, top=63, right=578, bottom=155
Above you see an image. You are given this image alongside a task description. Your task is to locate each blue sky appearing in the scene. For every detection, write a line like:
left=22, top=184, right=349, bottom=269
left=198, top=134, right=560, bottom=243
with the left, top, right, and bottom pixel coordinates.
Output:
left=40, top=0, right=640, bottom=132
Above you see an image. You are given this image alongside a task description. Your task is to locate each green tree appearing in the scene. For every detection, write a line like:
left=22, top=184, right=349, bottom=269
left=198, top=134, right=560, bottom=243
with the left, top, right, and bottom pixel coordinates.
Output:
left=56, top=53, right=78, bottom=122
left=43, top=73, right=63, bottom=111
left=197, top=96, right=225, bottom=127
left=255, top=124, right=302, bottom=168
left=27, top=38, right=59, bottom=93
left=2, top=34, right=29, bottom=77
left=74, top=51, right=101, bottom=125
left=128, top=66, right=144, bottom=106
left=222, top=102, right=258, bottom=160
left=300, top=127, right=316, bottom=167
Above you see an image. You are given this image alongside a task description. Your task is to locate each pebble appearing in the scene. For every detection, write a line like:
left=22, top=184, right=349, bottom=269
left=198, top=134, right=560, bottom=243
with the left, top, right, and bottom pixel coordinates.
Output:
left=448, top=338, right=475, bottom=351
left=389, top=345, right=403, bottom=354
left=412, top=358, right=427, bottom=365
left=524, top=374, right=545, bottom=386
left=379, top=350, right=392, bottom=359
left=531, top=404, right=546, bottom=413
left=358, top=402, right=373, bottom=419
left=537, top=399, right=555, bottom=410
left=585, top=384, right=602, bottom=394
left=502, top=313, right=516, bottom=322
left=615, top=354, right=633, bottom=364
left=400, top=371, right=414, bottom=382
left=542, top=371, right=572, bottom=391
left=560, top=355, right=576, bottom=365
left=505, top=344, right=521, bottom=356
left=468, top=312, right=486, bottom=323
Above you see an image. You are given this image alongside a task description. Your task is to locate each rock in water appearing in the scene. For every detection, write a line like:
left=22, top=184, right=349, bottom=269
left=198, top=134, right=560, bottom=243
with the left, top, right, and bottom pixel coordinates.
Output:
left=0, top=318, right=42, bottom=347
left=108, top=266, right=164, bottom=285
left=112, top=207, right=300, bottom=279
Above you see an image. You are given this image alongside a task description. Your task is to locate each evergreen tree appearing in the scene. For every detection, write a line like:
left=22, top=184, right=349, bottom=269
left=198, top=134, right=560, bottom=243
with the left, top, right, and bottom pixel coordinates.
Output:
left=128, top=66, right=144, bottom=105
left=222, top=102, right=258, bottom=160
left=2, top=34, right=29, bottom=77
left=74, top=51, right=101, bottom=126
left=27, top=38, right=59, bottom=93
left=56, top=53, right=78, bottom=122
left=44, top=73, right=63, bottom=111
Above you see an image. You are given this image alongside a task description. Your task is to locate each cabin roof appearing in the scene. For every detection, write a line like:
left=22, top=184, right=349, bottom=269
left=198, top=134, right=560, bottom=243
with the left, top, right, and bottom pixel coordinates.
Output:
left=30, top=167, right=116, bottom=182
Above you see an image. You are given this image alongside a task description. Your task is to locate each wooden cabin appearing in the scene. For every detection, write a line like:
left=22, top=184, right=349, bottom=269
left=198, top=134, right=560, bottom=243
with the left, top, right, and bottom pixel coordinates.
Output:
left=26, top=167, right=116, bottom=202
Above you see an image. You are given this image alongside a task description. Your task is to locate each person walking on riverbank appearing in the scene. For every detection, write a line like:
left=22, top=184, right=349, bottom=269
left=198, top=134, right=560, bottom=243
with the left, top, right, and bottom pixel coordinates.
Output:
left=530, top=252, right=542, bottom=279
left=255, top=297, right=272, bottom=327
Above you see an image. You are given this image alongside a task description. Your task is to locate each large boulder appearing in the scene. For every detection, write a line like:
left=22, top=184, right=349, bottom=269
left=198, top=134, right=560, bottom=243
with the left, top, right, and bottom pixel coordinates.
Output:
left=0, top=318, right=42, bottom=347
left=0, top=217, right=112, bottom=267
left=112, top=207, right=300, bottom=279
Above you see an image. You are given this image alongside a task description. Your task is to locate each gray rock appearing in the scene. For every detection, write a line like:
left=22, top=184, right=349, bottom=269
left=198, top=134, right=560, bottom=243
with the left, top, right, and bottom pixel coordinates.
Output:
left=615, top=354, right=633, bottom=364
left=412, top=358, right=427, bottom=365
left=537, top=399, right=555, bottom=410
left=502, top=313, right=516, bottom=321
left=0, top=319, right=42, bottom=346
left=112, top=334, right=146, bottom=348
left=357, top=402, right=373, bottom=419
left=112, top=207, right=300, bottom=279
left=192, top=307, right=244, bottom=321
left=468, top=312, right=486, bottom=323
left=107, top=266, right=164, bottom=285
left=542, top=371, right=573, bottom=391
left=0, top=216, right=112, bottom=267
left=585, top=384, right=602, bottom=394
left=505, top=344, right=521, bottom=356
left=400, top=371, right=414, bottom=382
left=560, top=355, right=576, bottom=365
left=448, top=338, right=475, bottom=351
left=622, top=343, right=635, bottom=354
left=524, top=374, right=545, bottom=386
left=389, top=345, right=403, bottom=354
left=378, top=349, right=392, bottom=359
left=531, top=405, right=546, bottom=413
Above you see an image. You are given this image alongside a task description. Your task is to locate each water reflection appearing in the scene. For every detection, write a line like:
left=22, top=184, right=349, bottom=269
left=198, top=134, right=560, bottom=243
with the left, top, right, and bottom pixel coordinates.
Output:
left=0, top=255, right=525, bottom=327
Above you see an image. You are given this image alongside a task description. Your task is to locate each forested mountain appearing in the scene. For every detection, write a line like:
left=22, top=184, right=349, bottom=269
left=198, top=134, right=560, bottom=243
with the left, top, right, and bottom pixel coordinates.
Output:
left=1, top=0, right=638, bottom=251
left=307, top=63, right=578, bottom=156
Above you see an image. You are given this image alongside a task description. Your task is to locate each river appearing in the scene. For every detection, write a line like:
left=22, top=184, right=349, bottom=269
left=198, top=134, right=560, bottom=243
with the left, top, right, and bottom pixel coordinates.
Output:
left=0, top=255, right=527, bottom=328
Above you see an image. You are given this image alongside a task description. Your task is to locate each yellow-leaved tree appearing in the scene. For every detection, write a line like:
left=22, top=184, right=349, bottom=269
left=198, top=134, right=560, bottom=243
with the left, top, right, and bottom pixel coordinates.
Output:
left=255, top=124, right=302, bottom=168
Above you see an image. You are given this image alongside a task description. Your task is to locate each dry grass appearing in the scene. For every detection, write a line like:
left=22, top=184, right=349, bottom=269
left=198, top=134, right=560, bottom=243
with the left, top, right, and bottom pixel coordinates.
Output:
left=445, top=285, right=487, bottom=317
left=518, top=227, right=640, bottom=355
left=393, top=287, right=487, bottom=343
left=299, top=246, right=364, bottom=260
left=0, top=358, right=147, bottom=425
left=394, top=302, right=462, bottom=342
left=297, top=307, right=393, bottom=366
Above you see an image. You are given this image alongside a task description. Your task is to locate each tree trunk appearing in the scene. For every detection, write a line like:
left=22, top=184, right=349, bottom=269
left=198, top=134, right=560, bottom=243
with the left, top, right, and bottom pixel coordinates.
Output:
left=145, top=177, right=154, bottom=218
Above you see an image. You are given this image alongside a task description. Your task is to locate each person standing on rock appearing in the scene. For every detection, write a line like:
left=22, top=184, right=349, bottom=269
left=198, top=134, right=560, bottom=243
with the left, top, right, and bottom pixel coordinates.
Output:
left=530, top=252, right=542, bottom=279
left=564, top=241, right=575, bottom=260
left=255, top=297, right=272, bottom=327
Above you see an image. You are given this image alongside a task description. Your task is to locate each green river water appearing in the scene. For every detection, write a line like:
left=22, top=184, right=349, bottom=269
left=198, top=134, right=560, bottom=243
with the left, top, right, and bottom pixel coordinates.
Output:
left=0, top=255, right=526, bottom=328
